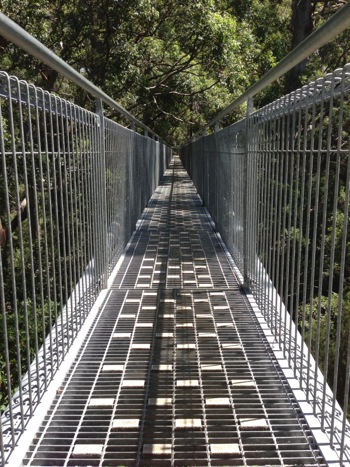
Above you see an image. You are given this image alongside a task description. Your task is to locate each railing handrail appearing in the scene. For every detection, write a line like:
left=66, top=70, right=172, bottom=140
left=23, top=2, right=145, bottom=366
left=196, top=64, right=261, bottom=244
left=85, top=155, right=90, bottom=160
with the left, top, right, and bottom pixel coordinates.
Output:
left=0, top=12, right=160, bottom=139
left=199, top=2, right=350, bottom=136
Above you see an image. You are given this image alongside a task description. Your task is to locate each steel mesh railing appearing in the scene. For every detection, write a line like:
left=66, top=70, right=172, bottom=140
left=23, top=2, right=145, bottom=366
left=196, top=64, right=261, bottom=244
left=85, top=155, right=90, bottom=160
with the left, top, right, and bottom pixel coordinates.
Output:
left=0, top=71, right=171, bottom=465
left=180, top=63, right=350, bottom=463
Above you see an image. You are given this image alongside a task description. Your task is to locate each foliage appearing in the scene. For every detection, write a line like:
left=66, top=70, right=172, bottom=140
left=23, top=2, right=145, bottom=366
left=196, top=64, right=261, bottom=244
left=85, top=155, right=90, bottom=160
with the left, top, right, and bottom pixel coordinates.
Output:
left=0, top=0, right=291, bottom=146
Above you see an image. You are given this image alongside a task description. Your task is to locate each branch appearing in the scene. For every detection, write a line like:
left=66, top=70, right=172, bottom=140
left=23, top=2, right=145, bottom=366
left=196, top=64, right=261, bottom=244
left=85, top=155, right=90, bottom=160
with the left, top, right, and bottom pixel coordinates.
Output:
left=0, top=198, right=27, bottom=248
left=158, top=80, right=220, bottom=97
left=10, top=198, right=28, bottom=234
left=0, top=218, right=6, bottom=248
left=152, top=95, right=196, bottom=124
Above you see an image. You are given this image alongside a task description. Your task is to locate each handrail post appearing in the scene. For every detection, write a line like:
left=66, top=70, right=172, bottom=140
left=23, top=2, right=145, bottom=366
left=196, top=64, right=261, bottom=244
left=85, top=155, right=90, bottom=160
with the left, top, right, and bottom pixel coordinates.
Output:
left=243, top=98, right=254, bottom=287
left=214, top=122, right=220, bottom=224
left=201, top=128, right=206, bottom=205
left=95, top=99, right=108, bottom=289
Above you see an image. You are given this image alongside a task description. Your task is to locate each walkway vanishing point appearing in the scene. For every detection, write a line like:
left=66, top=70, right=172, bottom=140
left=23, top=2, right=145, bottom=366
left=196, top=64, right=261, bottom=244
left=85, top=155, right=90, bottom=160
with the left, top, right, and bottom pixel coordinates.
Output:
left=23, top=157, right=325, bottom=466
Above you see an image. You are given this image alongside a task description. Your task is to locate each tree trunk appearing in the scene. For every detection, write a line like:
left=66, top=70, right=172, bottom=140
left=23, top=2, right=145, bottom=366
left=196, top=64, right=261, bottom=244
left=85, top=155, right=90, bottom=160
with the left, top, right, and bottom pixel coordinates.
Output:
left=285, top=0, right=314, bottom=93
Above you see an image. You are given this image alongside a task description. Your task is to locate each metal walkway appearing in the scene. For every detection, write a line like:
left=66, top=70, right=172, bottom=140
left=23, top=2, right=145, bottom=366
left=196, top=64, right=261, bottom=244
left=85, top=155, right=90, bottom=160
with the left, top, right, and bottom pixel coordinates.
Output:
left=24, top=157, right=325, bottom=466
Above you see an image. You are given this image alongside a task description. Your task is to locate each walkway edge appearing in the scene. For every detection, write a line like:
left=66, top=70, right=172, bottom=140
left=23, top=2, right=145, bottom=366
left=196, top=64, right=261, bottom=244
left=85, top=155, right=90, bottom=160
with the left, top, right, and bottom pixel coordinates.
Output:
left=7, top=232, right=138, bottom=467
left=216, top=230, right=346, bottom=466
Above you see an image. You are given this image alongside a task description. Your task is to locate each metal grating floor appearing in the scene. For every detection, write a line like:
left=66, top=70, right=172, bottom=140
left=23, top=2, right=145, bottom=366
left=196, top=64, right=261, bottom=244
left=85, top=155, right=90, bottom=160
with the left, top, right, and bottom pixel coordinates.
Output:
left=24, top=157, right=325, bottom=466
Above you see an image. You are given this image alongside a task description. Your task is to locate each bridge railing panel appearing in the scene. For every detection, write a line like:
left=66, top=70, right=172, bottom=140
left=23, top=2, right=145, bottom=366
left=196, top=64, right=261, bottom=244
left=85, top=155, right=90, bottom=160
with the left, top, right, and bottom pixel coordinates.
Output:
left=0, top=72, right=171, bottom=465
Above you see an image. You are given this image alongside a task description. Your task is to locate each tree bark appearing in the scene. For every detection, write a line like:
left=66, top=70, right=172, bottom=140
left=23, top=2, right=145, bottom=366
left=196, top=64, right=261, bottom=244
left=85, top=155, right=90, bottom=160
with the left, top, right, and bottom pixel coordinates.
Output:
left=0, top=194, right=40, bottom=247
left=0, top=217, right=6, bottom=247
left=285, top=0, right=314, bottom=93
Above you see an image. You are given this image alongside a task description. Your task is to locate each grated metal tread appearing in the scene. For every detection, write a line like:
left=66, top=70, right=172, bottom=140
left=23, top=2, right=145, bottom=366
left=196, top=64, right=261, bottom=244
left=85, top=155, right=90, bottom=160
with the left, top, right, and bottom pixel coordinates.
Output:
left=24, top=157, right=325, bottom=466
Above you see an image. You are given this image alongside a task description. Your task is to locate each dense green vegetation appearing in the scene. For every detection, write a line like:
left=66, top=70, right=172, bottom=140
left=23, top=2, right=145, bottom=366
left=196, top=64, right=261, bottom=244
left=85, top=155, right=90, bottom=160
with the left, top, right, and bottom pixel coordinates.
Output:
left=1, top=0, right=349, bottom=145
left=0, top=0, right=350, bottom=417
left=1, top=0, right=292, bottom=146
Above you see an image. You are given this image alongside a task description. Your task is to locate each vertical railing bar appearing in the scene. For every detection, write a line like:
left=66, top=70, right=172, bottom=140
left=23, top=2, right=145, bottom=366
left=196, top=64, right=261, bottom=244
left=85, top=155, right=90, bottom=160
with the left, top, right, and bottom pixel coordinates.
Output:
left=91, top=111, right=100, bottom=291
left=96, top=99, right=108, bottom=288
left=81, top=107, right=90, bottom=327
left=322, top=72, right=345, bottom=435
left=263, top=114, right=270, bottom=319
left=64, top=100, right=77, bottom=327
left=258, top=120, right=265, bottom=316
left=285, top=90, right=297, bottom=365
left=89, top=110, right=99, bottom=296
left=248, top=112, right=257, bottom=288
left=300, top=82, right=317, bottom=394
left=48, top=92, right=65, bottom=355
left=81, top=110, right=91, bottom=317
left=0, top=80, right=16, bottom=448
left=26, top=80, right=47, bottom=393
left=91, top=109, right=101, bottom=289
left=109, top=121, right=115, bottom=266
left=243, top=98, right=253, bottom=287
left=104, top=121, right=110, bottom=266
left=54, top=95, right=71, bottom=348
left=275, top=98, right=286, bottom=349
left=214, top=124, right=219, bottom=227
left=70, top=105, right=80, bottom=330
left=42, top=89, right=60, bottom=368
left=89, top=110, right=99, bottom=288
left=241, top=128, right=245, bottom=272
left=272, top=110, right=280, bottom=326
left=83, top=110, right=90, bottom=313
left=83, top=109, right=93, bottom=312
left=4, top=75, right=25, bottom=429
left=109, top=121, right=116, bottom=265
left=91, top=110, right=101, bottom=285
left=33, top=85, right=54, bottom=388
left=126, top=128, right=132, bottom=239
left=280, top=94, right=291, bottom=356
left=308, top=77, right=326, bottom=410
left=288, top=91, right=302, bottom=376
left=270, top=111, right=279, bottom=329
left=59, top=98, right=74, bottom=334
left=14, top=79, right=33, bottom=412
left=260, top=115, right=268, bottom=319
left=266, top=114, right=274, bottom=325
left=93, top=110, right=101, bottom=287
left=260, top=113, right=268, bottom=312
left=66, top=100, right=78, bottom=340
left=72, top=105, right=81, bottom=327
left=270, top=112, right=279, bottom=339
left=256, top=113, right=264, bottom=312
left=77, top=107, right=87, bottom=327
left=247, top=117, right=253, bottom=283
left=267, top=112, right=275, bottom=324
left=293, top=88, right=309, bottom=379
left=246, top=123, right=251, bottom=279
left=315, top=75, right=334, bottom=424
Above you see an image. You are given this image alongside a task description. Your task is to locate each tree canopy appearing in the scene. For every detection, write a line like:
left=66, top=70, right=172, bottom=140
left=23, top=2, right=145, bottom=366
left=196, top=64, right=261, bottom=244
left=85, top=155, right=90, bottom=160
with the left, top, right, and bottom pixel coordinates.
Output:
left=0, top=0, right=295, bottom=145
